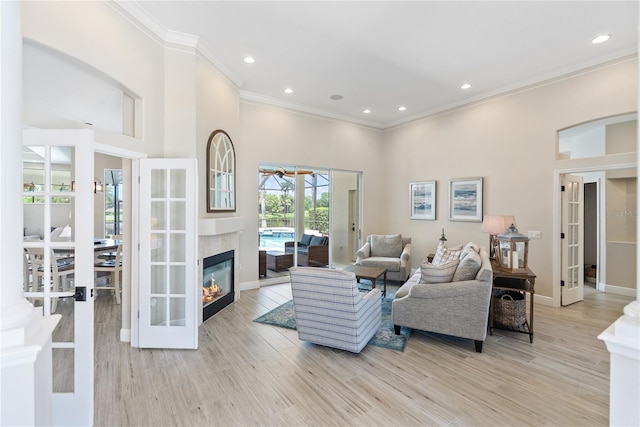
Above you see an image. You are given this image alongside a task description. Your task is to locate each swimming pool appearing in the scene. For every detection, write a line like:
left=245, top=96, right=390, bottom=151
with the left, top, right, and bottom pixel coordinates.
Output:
left=259, top=228, right=295, bottom=251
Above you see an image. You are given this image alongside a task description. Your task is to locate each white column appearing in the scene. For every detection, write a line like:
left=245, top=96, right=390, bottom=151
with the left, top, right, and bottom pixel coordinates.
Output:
left=1, top=3, right=60, bottom=425
left=597, top=17, right=640, bottom=424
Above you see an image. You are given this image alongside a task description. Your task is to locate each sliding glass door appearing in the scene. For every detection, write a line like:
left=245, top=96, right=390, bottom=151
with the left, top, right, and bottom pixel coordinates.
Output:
left=258, top=164, right=361, bottom=279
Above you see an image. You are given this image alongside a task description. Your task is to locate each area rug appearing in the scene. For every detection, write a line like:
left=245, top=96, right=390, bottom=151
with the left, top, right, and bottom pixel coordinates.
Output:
left=253, top=293, right=411, bottom=352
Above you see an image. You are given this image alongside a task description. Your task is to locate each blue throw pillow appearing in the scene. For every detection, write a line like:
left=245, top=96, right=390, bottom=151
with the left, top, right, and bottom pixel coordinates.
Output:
left=300, top=234, right=313, bottom=246
left=310, top=235, right=324, bottom=246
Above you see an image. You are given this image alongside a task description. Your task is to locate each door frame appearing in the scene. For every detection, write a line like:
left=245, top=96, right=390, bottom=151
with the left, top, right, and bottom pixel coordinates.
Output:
left=94, top=143, right=146, bottom=345
left=553, top=163, right=636, bottom=307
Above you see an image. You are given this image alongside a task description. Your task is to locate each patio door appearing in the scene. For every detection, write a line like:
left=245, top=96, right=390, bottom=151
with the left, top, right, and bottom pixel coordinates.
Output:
left=22, top=129, right=94, bottom=426
left=138, top=158, right=198, bottom=349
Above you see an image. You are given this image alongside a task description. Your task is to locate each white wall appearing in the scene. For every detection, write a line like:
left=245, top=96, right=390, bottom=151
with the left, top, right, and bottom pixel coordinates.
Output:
left=238, top=102, right=385, bottom=283
left=22, top=1, right=165, bottom=157
left=382, top=57, right=638, bottom=299
left=20, top=1, right=638, bottom=298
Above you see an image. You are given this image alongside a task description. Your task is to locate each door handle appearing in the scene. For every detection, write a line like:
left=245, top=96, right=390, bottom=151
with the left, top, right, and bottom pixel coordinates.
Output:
left=61, top=286, right=88, bottom=301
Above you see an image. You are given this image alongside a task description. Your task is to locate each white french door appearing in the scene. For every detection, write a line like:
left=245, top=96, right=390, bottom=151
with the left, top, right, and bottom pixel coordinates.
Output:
left=22, top=129, right=94, bottom=426
left=561, top=174, right=585, bottom=306
left=138, top=159, right=198, bottom=349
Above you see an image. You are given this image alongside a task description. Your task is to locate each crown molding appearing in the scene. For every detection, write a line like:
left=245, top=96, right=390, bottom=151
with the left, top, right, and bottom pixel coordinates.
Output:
left=111, top=1, right=243, bottom=88
left=384, top=52, right=639, bottom=130
left=239, top=91, right=383, bottom=130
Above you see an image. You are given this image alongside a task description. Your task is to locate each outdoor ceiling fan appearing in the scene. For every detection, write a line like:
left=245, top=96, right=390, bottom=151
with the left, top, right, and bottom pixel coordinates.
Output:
left=259, top=167, right=314, bottom=178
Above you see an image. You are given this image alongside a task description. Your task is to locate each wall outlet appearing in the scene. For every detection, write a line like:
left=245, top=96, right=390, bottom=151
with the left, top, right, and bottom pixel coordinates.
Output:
left=528, top=230, right=541, bottom=239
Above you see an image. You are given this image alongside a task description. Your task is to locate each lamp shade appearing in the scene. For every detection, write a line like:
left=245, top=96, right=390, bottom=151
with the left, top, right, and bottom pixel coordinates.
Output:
left=481, top=215, right=516, bottom=235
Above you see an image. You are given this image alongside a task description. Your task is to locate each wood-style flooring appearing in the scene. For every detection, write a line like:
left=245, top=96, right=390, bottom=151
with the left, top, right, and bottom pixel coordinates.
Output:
left=94, top=283, right=633, bottom=426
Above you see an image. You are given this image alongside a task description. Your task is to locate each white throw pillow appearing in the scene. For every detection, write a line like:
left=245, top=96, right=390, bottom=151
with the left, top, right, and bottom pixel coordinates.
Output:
left=419, top=259, right=460, bottom=284
left=453, top=250, right=482, bottom=282
left=432, top=242, right=462, bottom=265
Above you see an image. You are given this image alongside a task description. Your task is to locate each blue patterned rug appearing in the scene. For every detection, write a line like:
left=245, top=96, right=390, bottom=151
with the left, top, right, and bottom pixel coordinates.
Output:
left=254, top=288, right=411, bottom=352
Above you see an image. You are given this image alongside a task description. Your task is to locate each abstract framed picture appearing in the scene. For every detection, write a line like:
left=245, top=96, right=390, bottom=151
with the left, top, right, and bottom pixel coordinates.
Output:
left=448, top=177, right=483, bottom=222
left=409, top=181, right=436, bottom=220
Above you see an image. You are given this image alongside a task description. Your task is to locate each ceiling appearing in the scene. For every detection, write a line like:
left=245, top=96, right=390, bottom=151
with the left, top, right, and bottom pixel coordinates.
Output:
left=128, top=1, right=638, bottom=129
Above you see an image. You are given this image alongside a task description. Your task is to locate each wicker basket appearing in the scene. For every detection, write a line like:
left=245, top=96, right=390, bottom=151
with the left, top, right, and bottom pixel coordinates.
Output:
left=494, top=291, right=526, bottom=327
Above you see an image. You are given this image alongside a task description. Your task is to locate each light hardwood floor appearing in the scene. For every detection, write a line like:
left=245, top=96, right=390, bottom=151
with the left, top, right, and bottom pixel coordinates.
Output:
left=94, top=283, right=633, bottom=426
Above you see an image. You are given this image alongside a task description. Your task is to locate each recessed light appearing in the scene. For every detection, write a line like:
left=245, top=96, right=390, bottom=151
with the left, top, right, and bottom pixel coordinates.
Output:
left=592, top=34, right=611, bottom=44
left=461, top=83, right=472, bottom=90
left=363, top=109, right=371, bottom=114
left=284, top=88, right=293, bottom=94
left=330, top=94, right=343, bottom=101
left=398, top=106, right=407, bottom=112
left=243, top=56, right=255, bottom=64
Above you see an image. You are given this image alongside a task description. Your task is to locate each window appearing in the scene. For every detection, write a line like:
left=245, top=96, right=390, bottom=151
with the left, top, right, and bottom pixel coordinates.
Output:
left=104, top=169, right=123, bottom=236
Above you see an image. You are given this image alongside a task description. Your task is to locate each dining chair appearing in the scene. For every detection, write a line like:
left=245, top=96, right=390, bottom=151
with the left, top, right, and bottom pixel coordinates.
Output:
left=26, top=247, right=75, bottom=313
left=97, top=234, right=122, bottom=261
left=95, top=244, right=122, bottom=304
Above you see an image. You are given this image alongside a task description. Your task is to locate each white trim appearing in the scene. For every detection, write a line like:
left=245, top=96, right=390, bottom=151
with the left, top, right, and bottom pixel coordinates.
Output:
left=533, top=294, right=554, bottom=307
left=602, top=284, right=638, bottom=298
left=554, top=162, right=637, bottom=308
left=239, top=280, right=260, bottom=291
left=198, top=217, right=245, bottom=236
left=240, top=91, right=382, bottom=130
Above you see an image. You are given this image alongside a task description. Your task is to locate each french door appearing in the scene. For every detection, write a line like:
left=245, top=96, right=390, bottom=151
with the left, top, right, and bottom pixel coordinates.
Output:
left=22, top=129, right=94, bottom=426
left=138, top=159, right=198, bottom=349
left=561, top=174, right=585, bottom=306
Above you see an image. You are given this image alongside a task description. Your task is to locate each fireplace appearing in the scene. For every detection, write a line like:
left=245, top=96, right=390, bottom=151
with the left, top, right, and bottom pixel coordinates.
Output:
left=202, top=249, right=235, bottom=321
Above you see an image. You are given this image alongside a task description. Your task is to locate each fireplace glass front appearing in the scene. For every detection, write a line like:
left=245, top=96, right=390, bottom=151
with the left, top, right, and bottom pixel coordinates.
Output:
left=202, top=249, right=234, bottom=321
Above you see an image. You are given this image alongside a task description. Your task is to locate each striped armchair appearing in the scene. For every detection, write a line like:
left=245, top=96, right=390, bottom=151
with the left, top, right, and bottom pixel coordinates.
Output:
left=289, top=267, right=382, bottom=353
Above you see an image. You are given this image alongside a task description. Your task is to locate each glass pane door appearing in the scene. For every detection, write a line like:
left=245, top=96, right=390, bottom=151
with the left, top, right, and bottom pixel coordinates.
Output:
left=23, top=129, right=94, bottom=426
left=139, top=159, right=197, bottom=349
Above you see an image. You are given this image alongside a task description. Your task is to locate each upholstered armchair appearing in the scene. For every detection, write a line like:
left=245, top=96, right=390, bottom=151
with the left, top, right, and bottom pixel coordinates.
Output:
left=392, top=246, right=493, bottom=352
left=356, top=234, right=411, bottom=281
left=289, top=267, right=382, bottom=353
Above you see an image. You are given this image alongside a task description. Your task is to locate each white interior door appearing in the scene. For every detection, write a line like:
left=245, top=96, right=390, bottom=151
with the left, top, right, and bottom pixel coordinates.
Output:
left=138, top=158, right=198, bottom=349
left=22, top=129, right=94, bottom=426
left=561, top=174, right=585, bottom=306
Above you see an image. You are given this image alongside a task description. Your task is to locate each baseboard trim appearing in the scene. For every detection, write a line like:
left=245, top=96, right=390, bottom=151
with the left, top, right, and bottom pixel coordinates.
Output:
left=120, top=328, right=131, bottom=342
left=602, top=284, right=637, bottom=297
left=239, top=280, right=261, bottom=291
left=534, top=294, right=554, bottom=306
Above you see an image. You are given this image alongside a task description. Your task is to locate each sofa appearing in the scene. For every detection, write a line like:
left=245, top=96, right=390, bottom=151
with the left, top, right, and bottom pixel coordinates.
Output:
left=289, top=267, right=382, bottom=353
left=356, top=234, right=411, bottom=282
left=285, top=234, right=329, bottom=267
left=392, top=244, right=493, bottom=352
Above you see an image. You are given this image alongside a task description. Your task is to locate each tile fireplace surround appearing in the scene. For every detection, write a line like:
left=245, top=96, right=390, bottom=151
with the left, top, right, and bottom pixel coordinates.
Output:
left=198, top=217, right=245, bottom=324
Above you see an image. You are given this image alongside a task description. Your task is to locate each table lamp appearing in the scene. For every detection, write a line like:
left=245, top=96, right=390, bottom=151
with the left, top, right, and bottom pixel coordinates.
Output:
left=481, top=215, right=516, bottom=259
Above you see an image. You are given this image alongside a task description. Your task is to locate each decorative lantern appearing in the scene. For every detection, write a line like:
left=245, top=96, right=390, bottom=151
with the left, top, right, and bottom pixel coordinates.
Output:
left=496, top=224, right=529, bottom=273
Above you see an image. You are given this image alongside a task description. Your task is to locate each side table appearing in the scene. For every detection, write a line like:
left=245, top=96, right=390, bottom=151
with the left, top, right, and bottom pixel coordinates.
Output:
left=489, top=261, right=536, bottom=343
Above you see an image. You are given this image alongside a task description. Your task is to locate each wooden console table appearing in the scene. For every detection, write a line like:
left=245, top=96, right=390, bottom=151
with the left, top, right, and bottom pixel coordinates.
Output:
left=489, top=261, right=536, bottom=343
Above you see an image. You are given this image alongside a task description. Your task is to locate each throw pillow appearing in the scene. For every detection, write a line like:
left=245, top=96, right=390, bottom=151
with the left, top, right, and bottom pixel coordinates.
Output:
left=310, top=235, right=325, bottom=246
left=452, top=250, right=482, bottom=282
left=432, top=242, right=462, bottom=265
left=419, top=259, right=460, bottom=284
left=370, top=234, right=403, bottom=258
left=459, top=242, right=480, bottom=260
left=300, top=234, right=313, bottom=246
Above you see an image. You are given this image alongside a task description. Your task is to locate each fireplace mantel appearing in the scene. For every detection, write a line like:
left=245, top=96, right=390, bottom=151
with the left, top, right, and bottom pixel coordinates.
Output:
left=199, top=217, right=245, bottom=236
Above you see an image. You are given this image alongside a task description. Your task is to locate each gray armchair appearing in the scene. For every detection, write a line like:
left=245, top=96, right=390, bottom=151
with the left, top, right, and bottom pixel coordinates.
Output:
left=356, top=234, right=411, bottom=282
left=392, top=246, right=493, bottom=352
left=289, top=267, right=382, bottom=353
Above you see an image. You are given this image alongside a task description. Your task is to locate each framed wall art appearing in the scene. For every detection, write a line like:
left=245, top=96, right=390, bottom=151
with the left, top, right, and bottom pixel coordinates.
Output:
left=448, top=177, right=483, bottom=222
left=409, top=181, right=436, bottom=220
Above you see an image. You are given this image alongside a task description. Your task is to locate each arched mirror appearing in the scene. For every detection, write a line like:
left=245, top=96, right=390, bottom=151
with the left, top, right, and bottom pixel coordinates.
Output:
left=206, top=130, right=236, bottom=212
